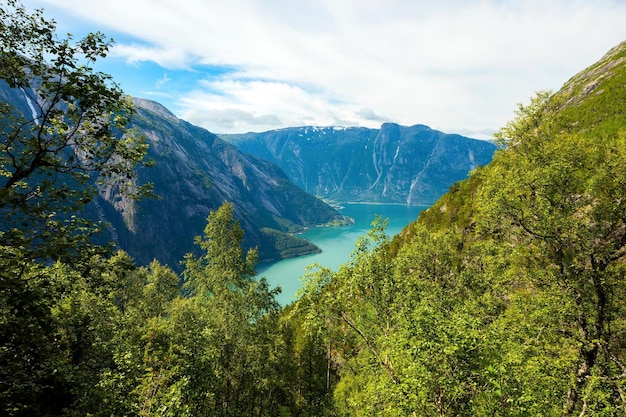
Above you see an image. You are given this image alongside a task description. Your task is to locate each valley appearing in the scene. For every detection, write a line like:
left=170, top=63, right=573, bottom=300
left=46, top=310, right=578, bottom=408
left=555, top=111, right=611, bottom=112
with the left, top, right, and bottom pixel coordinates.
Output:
left=258, top=202, right=427, bottom=305
left=221, top=123, right=495, bottom=206
left=3, top=2, right=626, bottom=415
left=92, top=99, right=490, bottom=270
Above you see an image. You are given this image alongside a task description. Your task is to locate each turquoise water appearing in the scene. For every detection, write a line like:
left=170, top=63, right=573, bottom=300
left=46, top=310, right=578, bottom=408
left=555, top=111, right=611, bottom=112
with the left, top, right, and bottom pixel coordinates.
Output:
left=257, top=203, right=427, bottom=305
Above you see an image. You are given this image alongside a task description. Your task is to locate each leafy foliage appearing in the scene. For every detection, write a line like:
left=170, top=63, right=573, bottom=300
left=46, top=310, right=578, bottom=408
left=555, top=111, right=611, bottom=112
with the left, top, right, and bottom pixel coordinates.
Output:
left=260, top=227, right=321, bottom=260
left=0, top=0, right=151, bottom=261
left=3, top=2, right=626, bottom=416
left=295, top=43, right=626, bottom=416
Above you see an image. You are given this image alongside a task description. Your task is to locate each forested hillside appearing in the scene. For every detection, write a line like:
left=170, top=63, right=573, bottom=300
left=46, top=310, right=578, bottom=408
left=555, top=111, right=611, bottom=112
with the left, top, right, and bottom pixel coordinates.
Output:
left=2, top=1, right=626, bottom=416
left=294, top=41, right=626, bottom=415
left=0, top=4, right=313, bottom=414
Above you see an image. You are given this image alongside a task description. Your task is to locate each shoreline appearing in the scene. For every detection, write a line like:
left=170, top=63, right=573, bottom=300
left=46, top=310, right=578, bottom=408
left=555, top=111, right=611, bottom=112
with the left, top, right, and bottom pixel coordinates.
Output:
left=343, top=201, right=424, bottom=206
left=324, top=199, right=430, bottom=209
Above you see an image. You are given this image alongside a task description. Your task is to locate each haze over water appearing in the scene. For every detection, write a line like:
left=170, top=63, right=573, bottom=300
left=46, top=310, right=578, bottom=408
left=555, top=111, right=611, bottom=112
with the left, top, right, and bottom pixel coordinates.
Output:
left=258, top=203, right=427, bottom=305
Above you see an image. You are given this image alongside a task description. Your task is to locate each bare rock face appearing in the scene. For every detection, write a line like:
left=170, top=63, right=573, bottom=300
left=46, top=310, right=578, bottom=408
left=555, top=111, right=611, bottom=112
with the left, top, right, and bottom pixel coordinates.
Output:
left=557, top=41, right=626, bottom=109
left=222, top=123, right=496, bottom=206
left=0, top=73, right=491, bottom=272
left=90, top=98, right=349, bottom=269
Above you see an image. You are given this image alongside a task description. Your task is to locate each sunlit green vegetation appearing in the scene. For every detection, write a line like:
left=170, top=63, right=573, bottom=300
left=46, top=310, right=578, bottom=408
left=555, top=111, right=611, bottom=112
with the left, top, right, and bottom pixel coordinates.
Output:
left=294, top=46, right=626, bottom=415
left=2, top=1, right=626, bottom=416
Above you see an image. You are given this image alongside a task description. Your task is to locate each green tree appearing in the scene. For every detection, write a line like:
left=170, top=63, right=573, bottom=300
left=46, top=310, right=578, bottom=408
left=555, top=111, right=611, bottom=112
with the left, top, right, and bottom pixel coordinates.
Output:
left=478, top=91, right=626, bottom=415
left=281, top=305, right=338, bottom=417
left=182, top=202, right=284, bottom=415
left=0, top=248, right=146, bottom=416
left=0, top=0, right=151, bottom=260
left=182, top=202, right=259, bottom=299
left=0, top=247, right=65, bottom=416
left=134, top=203, right=287, bottom=416
left=137, top=260, right=181, bottom=320
left=0, top=4, right=155, bottom=408
left=298, top=217, right=418, bottom=415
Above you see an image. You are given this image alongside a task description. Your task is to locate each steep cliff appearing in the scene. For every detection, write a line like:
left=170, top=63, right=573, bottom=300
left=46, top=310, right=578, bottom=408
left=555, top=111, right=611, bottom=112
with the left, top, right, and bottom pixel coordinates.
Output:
left=90, top=98, right=349, bottom=269
left=222, top=123, right=496, bottom=205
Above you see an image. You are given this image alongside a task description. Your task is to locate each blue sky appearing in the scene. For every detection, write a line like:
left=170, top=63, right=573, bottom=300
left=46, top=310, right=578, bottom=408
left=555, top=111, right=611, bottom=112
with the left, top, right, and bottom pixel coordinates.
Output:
left=23, top=0, right=626, bottom=138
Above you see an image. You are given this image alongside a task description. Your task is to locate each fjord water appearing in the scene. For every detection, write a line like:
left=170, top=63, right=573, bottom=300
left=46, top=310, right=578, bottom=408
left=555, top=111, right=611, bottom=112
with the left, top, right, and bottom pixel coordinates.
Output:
left=257, top=203, right=427, bottom=305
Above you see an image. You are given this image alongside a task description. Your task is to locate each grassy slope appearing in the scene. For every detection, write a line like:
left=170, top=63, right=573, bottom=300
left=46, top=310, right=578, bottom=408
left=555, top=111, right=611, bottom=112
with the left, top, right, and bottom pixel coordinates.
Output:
left=393, top=41, right=626, bottom=248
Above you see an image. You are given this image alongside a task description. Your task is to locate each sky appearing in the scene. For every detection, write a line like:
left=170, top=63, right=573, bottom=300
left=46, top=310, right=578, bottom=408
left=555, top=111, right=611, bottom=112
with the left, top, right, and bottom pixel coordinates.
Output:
left=22, top=0, right=626, bottom=138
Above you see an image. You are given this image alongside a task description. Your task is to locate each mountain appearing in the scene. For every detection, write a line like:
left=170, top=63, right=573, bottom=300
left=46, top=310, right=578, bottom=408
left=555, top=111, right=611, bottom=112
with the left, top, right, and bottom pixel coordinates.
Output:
left=0, top=77, right=492, bottom=271
left=221, top=124, right=496, bottom=205
left=0, top=79, right=350, bottom=269
left=294, top=41, right=626, bottom=415
left=414, top=40, right=626, bottom=237
left=90, top=98, right=350, bottom=269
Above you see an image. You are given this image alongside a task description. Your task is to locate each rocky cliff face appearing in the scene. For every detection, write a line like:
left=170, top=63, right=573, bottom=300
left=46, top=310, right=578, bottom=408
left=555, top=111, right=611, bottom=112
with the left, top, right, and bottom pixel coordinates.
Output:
left=222, top=124, right=496, bottom=205
left=1, top=72, right=493, bottom=270
left=90, top=98, right=348, bottom=269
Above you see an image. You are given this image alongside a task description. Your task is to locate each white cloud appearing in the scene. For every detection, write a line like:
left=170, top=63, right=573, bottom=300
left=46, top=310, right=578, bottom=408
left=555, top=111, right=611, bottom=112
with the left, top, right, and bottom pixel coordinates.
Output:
left=178, top=78, right=369, bottom=132
left=110, top=44, right=193, bottom=69
left=32, top=0, right=626, bottom=135
left=181, top=107, right=282, bottom=132
left=155, top=73, right=171, bottom=89
left=357, top=108, right=391, bottom=123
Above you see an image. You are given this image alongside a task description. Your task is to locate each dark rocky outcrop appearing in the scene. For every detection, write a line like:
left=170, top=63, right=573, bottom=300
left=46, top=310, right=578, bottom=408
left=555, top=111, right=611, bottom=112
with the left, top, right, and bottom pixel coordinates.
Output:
left=91, top=98, right=349, bottom=269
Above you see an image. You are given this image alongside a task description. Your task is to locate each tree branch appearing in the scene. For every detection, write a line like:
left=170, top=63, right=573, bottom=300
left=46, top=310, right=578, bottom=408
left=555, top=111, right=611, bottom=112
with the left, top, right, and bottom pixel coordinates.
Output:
left=339, top=310, right=400, bottom=384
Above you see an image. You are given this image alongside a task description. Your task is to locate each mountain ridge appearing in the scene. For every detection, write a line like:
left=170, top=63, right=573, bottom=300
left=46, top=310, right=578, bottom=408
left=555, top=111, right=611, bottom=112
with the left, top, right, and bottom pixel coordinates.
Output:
left=295, top=40, right=626, bottom=415
left=89, top=97, right=352, bottom=269
left=0, top=85, right=494, bottom=272
left=221, top=123, right=496, bottom=205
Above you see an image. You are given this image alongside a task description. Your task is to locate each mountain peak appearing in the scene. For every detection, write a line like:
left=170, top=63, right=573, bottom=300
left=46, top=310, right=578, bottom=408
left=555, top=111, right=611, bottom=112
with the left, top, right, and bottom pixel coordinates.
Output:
left=132, top=97, right=178, bottom=122
left=557, top=41, right=626, bottom=110
left=221, top=124, right=495, bottom=205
